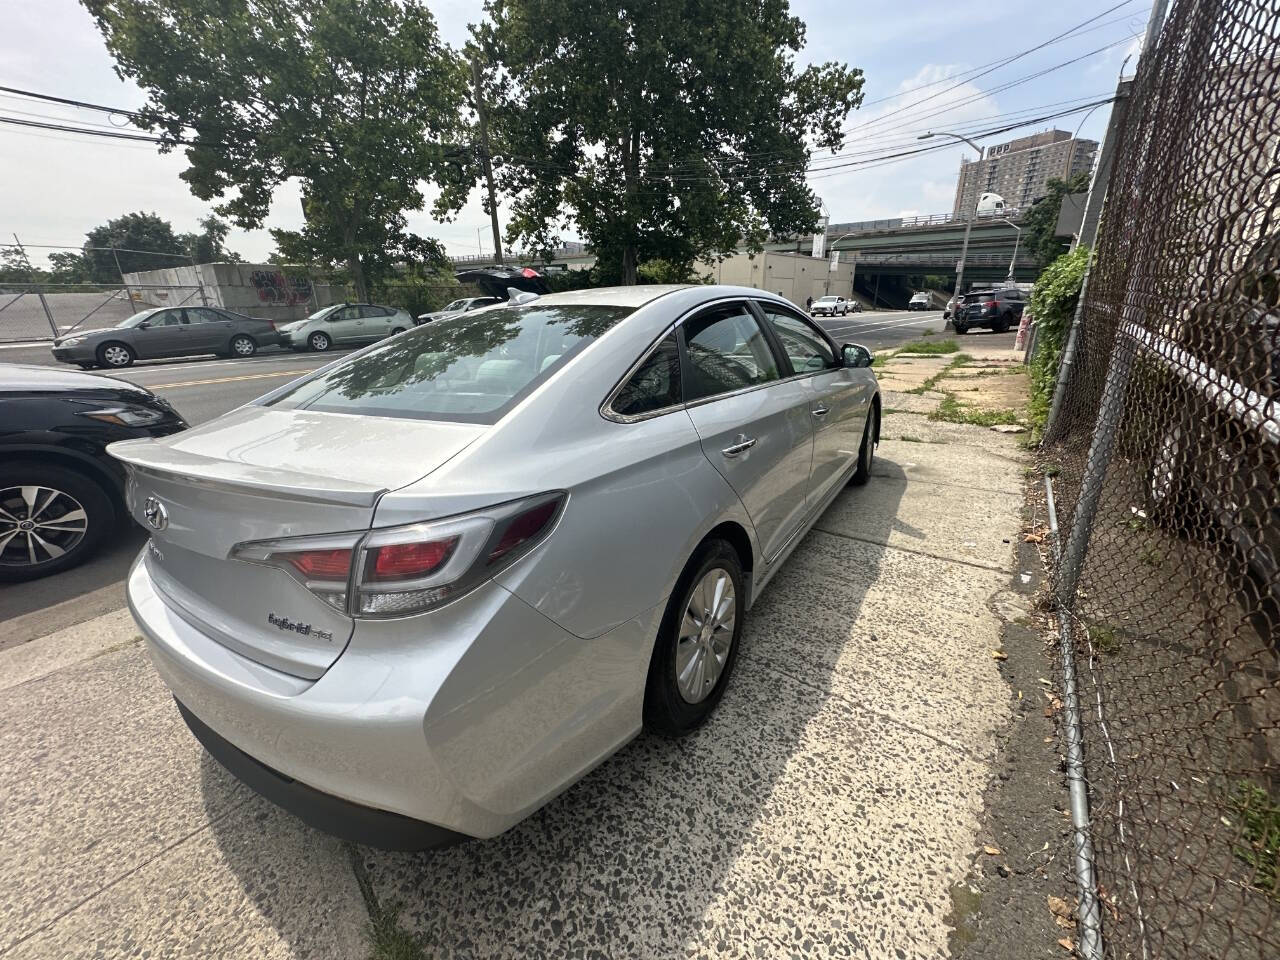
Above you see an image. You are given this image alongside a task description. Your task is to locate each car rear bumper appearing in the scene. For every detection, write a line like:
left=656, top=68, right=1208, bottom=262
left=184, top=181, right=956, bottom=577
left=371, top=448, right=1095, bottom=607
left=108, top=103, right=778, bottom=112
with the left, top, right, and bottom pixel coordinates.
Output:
left=126, top=546, right=650, bottom=845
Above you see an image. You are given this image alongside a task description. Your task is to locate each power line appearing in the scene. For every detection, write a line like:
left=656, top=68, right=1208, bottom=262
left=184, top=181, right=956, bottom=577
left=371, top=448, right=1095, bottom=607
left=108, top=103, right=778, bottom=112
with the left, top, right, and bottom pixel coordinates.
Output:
left=0, top=114, right=170, bottom=143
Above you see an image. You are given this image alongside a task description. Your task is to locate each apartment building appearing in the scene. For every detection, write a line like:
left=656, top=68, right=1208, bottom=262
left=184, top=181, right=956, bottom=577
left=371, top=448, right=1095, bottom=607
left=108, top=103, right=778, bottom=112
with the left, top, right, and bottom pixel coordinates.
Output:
left=951, top=130, right=1097, bottom=217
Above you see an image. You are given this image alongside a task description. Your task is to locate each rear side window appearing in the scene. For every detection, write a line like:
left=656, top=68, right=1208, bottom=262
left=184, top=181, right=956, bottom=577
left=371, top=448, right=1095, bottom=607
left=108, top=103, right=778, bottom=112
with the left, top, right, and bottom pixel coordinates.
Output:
left=267, top=304, right=631, bottom=424
left=683, top=303, right=780, bottom=400
left=611, top=334, right=681, bottom=417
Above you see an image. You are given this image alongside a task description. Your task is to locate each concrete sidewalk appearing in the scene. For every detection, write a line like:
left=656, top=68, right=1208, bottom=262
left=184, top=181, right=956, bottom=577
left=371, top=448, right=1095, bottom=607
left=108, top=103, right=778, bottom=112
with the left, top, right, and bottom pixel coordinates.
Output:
left=0, top=360, right=1031, bottom=959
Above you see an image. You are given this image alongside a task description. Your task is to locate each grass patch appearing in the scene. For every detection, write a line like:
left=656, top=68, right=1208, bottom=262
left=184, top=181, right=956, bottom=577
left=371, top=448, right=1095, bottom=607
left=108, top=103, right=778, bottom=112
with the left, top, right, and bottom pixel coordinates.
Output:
left=367, top=904, right=428, bottom=960
left=929, top=393, right=1022, bottom=427
left=871, top=353, right=891, bottom=369
left=921, top=328, right=936, bottom=337
left=899, top=338, right=959, bottom=355
left=1231, top=781, right=1280, bottom=900
left=905, top=353, right=973, bottom=394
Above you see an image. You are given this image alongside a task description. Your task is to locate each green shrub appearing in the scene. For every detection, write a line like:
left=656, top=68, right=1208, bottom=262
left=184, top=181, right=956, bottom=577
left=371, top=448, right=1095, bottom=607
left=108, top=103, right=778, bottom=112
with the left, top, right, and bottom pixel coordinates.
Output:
left=1027, top=245, right=1091, bottom=434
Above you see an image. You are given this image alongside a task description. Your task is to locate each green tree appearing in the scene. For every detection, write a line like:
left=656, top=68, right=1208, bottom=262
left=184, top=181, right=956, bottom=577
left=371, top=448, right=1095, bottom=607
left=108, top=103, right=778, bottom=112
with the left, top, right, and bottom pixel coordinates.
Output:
left=83, top=211, right=188, bottom=281
left=476, top=0, right=862, bottom=284
left=179, top=215, right=241, bottom=265
left=1023, top=173, right=1090, bottom=267
left=46, top=252, right=92, bottom=284
left=83, top=0, right=471, bottom=299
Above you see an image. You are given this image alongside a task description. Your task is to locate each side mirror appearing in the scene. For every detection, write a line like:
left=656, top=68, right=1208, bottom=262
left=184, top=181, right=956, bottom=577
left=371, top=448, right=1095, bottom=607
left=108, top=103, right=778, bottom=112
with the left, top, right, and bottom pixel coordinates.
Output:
left=842, top=343, right=873, bottom=368
left=137, top=320, right=151, bottom=329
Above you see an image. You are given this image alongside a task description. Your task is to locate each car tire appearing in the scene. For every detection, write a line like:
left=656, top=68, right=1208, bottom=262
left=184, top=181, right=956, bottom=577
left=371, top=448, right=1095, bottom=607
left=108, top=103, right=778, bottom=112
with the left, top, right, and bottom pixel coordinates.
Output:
left=76, top=363, right=96, bottom=370
left=954, top=322, right=968, bottom=334
left=390, top=326, right=406, bottom=336
left=308, top=331, right=332, bottom=352
left=643, top=539, right=745, bottom=738
left=96, top=342, right=135, bottom=368
left=229, top=334, right=257, bottom=358
left=851, top=403, right=878, bottom=486
left=0, top=462, right=115, bottom=582
left=995, top=313, right=1012, bottom=334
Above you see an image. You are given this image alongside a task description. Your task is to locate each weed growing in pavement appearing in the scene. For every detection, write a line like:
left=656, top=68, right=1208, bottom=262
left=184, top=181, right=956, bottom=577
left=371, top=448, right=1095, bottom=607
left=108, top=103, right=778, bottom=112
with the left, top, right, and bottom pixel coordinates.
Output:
left=899, top=435, right=923, bottom=443
left=930, top=393, right=1022, bottom=427
left=921, top=328, right=936, bottom=337
left=905, top=353, right=972, bottom=394
left=1138, top=547, right=1164, bottom=566
left=1231, top=781, right=1280, bottom=900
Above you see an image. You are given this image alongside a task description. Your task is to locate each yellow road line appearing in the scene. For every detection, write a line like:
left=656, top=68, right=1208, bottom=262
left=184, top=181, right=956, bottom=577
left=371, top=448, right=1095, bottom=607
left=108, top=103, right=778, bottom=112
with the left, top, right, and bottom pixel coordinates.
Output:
left=147, top=368, right=319, bottom=390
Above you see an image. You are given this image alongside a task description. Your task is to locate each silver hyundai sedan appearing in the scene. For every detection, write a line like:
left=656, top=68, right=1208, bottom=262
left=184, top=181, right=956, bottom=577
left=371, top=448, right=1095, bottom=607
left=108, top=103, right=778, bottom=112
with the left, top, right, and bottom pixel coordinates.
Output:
left=111, top=284, right=880, bottom=850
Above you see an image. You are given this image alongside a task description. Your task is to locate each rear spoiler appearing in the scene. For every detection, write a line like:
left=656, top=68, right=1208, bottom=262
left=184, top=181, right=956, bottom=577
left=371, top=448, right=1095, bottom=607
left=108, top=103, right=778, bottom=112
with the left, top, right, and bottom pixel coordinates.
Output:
left=107, top=438, right=387, bottom=508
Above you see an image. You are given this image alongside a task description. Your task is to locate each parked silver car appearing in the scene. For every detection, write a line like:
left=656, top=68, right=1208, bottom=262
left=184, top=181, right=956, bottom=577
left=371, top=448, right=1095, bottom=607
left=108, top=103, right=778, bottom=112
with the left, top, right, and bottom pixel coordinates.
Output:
left=112, top=285, right=880, bottom=849
left=50, top=306, right=282, bottom=368
left=279, top=302, right=414, bottom=351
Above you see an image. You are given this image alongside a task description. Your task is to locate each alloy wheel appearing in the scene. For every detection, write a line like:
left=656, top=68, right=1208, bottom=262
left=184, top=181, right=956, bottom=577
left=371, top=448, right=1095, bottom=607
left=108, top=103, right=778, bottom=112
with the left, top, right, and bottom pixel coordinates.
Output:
left=102, top=344, right=132, bottom=366
left=232, top=336, right=255, bottom=356
left=310, top=332, right=330, bottom=351
left=0, top=485, right=90, bottom=568
left=675, top=567, right=737, bottom=704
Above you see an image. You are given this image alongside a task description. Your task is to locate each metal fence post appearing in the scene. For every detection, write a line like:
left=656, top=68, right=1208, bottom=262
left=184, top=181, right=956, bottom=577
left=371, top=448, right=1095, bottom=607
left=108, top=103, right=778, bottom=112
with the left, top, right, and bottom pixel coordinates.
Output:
left=112, top=245, right=138, bottom=314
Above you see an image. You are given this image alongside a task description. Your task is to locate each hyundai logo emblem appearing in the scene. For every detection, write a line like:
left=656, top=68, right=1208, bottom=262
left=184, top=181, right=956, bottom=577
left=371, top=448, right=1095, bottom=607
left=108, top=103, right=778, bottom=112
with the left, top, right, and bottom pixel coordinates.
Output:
left=143, top=496, right=169, bottom=531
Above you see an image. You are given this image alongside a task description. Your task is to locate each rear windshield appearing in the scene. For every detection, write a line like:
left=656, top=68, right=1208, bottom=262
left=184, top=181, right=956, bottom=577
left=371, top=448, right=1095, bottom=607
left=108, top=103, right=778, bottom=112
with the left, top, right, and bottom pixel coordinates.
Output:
left=265, top=304, right=631, bottom=424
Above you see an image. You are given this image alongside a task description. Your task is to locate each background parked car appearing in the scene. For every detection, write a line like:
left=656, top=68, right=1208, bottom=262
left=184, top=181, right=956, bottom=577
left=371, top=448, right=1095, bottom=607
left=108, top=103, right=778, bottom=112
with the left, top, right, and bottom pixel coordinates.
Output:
left=416, top=296, right=502, bottom=325
left=944, top=295, right=961, bottom=321
left=811, top=295, right=852, bottom=317
left=907, top=291, right=932, bottom=311
left=953, top=287, right=1026, bottom=334
left=50, top=306, right=282, bottom=369
left=0, top=363, right=186, bottom=581
left=279, top=302, right=414, bottom=351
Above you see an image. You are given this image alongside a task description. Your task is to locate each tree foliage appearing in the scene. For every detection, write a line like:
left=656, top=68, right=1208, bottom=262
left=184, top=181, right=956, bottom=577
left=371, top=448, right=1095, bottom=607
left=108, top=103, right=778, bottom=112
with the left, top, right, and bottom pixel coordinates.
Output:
left=1027, top=243, right=1090, bottom=432
left=84, top=211, right=187, bottom=280
left=83, top=0, right=471, bottom=298
left=477, top=0, right=863, bottom=284
left=1024, top=172, right=1090, bottom=268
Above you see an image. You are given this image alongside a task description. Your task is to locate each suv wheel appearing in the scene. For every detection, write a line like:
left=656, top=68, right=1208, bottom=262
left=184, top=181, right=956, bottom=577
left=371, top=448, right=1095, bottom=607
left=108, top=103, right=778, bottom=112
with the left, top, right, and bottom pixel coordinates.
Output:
left=954, top=321, right=968, bottom=334
left=0, top=463, right=114, bottom=582
left=643, top=539, right=745, bottom=737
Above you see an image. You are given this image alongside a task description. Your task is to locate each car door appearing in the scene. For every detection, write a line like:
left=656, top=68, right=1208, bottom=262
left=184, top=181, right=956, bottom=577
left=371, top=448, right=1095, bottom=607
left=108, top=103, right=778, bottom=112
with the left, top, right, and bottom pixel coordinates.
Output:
left=756, top=301, right=871, bottom=506
left=325, top=304, right=363, bottom=343
left=680, top=300, right=814, bottom=563
left=359, top=304, right=395, bottom=340
left=136, top=309, right=188, bottom=358
left=183, top=307, right=232, bottom=352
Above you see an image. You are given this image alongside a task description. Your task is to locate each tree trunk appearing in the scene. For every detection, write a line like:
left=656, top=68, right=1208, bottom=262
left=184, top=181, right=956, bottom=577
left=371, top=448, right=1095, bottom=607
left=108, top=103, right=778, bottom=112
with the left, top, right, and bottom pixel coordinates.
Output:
left=348, top=253, right=367, bottom=302
left=621, top=244, right=638, bottom=286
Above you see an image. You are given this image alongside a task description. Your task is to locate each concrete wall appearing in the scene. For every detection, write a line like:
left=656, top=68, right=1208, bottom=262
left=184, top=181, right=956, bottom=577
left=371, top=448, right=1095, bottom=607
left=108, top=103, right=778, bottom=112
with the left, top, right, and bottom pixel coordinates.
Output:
left=122, top=263, right=345, bottom=322
left=697, top=250, right=856, bottom=309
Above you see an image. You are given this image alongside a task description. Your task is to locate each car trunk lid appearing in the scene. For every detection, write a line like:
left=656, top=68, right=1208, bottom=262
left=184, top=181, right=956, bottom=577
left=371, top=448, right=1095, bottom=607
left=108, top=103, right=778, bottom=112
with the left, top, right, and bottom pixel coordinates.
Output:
left=110, top=407, right=485, bottom=678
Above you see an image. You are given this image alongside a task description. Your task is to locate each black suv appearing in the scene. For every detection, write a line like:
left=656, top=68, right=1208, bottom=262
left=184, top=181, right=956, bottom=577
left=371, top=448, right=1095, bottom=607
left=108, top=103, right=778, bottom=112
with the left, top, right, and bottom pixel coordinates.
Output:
left=954, top=288, right=1026, bottom=334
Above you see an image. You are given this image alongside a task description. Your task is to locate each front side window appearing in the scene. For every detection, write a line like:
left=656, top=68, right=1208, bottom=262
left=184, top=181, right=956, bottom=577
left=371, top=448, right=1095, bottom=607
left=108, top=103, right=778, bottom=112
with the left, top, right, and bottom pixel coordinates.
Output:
left=760, top=307, right=838, bottom=373
left=151, top=310, right=183, bottom=327
left=267, top=304, right=631, bottom=424
left=611, top=334, right=681, bottom=417
left=683, top=303, right=780, bottom=401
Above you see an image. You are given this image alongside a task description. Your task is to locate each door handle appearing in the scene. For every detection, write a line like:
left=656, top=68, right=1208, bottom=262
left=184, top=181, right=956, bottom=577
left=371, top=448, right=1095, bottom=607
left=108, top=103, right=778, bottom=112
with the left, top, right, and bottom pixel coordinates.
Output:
left=721, top=436, right=757, bottom=458
left=812, top=404, right=830, bottom=417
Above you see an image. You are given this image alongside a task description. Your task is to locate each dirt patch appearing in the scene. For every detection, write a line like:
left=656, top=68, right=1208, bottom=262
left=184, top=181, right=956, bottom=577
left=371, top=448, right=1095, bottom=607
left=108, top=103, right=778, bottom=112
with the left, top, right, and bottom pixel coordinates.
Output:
left=936, top=369, right=1030, bottom=416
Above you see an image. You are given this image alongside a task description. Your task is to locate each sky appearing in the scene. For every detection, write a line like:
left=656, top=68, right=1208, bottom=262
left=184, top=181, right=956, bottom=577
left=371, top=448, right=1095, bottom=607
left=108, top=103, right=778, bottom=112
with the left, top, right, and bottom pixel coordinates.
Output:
left=0, top=0, right=1151, bottom=267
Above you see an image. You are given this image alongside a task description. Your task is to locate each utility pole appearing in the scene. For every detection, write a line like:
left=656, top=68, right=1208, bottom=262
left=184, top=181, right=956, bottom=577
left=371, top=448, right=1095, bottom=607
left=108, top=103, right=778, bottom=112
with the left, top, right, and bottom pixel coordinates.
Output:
left=471, top=57, right=504, bottom=266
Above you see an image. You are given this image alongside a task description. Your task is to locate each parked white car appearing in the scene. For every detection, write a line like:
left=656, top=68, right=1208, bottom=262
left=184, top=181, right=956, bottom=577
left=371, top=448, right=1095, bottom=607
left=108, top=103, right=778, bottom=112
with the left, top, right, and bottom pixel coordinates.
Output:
left=415, top=296, right=503, bottom=325
left=279, top=303, right=414, bottom=352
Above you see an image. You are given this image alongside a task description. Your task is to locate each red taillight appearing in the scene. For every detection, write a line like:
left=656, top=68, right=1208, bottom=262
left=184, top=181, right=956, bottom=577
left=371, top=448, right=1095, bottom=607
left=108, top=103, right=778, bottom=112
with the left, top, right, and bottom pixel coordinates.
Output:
left=368, top=537, right=459, bottom=582
left=283, top=548, right=352, bottom=579
left=488, top=500, right=559, bottom=564
left=984, top=300, right=997, bottom=309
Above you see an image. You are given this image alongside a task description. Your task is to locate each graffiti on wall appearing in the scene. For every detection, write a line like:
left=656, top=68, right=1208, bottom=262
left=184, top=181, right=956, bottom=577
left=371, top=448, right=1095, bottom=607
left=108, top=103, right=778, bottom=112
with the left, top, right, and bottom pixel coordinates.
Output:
left=249, top=269, right=313, bottom=306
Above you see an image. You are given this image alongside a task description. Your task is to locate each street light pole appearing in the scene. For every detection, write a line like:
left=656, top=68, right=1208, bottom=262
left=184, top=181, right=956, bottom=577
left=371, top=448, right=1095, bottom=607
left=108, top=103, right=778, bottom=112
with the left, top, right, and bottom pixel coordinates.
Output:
left=999, top=217, right=1022, bottom=283
left=921, top=131, right=984, bottom=313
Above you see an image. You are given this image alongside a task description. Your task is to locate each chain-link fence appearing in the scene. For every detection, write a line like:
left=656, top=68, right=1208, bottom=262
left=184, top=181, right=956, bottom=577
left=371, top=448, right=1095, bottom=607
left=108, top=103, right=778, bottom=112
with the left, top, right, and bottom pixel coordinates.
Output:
left=0, top=283, right=209, bottom=342
left=1040, top=1, right=1279, bottom=957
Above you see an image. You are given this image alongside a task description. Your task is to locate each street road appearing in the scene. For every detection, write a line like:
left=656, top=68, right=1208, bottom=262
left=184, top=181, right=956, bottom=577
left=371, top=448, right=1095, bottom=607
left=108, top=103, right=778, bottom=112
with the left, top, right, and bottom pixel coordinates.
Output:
left=0, top=309, right=1016, bottom=641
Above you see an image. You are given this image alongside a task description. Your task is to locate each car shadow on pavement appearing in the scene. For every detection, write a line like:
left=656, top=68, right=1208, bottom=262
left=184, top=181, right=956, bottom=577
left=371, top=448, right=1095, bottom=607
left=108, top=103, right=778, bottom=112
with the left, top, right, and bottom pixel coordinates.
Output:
left=202, top=460, right=908, bottom=958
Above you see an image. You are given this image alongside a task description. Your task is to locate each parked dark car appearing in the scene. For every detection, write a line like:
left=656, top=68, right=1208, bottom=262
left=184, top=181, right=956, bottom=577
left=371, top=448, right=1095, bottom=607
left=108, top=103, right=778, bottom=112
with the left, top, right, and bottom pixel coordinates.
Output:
left=50, top=306, right=283, bottom=369
left=0, top=364, right=187, bottom=581
left=953, top=288, right=1026, bottom=334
